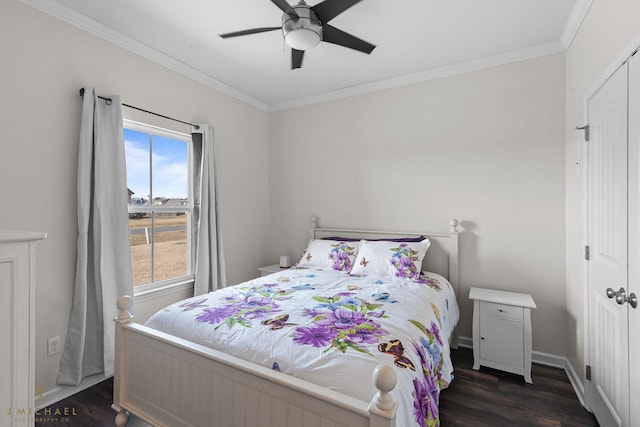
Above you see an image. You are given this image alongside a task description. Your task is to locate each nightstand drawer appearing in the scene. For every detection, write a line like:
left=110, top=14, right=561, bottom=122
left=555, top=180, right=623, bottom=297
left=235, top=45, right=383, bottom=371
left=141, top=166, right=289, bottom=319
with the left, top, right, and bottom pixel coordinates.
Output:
left=479, top=301, right=523, bottom=321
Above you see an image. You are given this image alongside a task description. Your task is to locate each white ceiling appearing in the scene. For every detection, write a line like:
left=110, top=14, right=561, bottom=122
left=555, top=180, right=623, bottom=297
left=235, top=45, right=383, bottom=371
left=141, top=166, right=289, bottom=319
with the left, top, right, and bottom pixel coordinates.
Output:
left=22, top=0, right=591, bottom=111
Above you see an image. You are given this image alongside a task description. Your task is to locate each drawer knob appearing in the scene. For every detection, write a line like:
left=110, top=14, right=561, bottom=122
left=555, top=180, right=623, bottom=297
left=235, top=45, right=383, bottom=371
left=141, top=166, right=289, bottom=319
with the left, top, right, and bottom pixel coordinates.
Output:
left=499, top=309, right=504, bottom=312
left=481, top=336, right=486, bottom=340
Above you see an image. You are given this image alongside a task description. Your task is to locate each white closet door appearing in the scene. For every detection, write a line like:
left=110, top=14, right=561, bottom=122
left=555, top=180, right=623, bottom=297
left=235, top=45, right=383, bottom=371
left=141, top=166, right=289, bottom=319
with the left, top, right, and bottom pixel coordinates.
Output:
left=627, top=51, right=640, bottom=427
left=586, top=61, right=629, bottom=427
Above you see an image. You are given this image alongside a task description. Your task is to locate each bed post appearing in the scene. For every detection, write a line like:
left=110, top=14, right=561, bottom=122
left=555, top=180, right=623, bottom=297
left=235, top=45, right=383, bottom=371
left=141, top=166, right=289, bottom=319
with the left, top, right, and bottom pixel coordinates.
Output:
left=112, top=296, right=134, bottom=427
left=309, top=215, right=319, bottom=239
left=448, top=218, right=460, bottom=290
left=368, top=364, right=398, bottom=427
left=448, top=218, right=460, bottom=349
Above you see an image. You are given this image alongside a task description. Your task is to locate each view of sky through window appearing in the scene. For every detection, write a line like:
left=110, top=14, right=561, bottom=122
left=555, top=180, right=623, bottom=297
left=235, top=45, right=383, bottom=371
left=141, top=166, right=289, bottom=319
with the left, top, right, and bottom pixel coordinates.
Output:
left=124, top=128, right=188, bottom=201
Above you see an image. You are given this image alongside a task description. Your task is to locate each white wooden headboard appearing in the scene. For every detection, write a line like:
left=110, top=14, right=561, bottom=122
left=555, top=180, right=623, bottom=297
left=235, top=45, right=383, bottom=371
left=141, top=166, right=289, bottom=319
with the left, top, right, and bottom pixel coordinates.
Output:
left=309, top=217, right=460, bottom=300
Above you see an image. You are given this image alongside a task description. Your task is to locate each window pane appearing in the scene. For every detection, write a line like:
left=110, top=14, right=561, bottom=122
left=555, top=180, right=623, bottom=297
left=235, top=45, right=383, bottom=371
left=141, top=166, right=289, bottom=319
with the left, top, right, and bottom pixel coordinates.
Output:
left=124, top=123, right=192, bottom=289
left=129, top=215, right=152, bottom=286
left=124, top=128, right=151, bottom=205
left=153, top=212, right=189, bottom=282
left=151, top=135, right=188, bottom=202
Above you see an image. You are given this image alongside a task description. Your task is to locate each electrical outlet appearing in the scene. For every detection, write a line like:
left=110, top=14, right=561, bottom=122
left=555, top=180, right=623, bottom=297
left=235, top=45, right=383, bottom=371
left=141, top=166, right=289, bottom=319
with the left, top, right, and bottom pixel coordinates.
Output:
left=47, top=336, right=61, bottom=356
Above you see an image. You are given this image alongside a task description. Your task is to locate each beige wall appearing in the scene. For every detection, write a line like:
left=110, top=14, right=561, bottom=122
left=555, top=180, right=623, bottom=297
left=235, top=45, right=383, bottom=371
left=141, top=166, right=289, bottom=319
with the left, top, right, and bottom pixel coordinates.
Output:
left=565, top=0, right=640, bottom=384
left=269, top=54, right=567, bottom=355
left=0, top=2, right=270, bottom=396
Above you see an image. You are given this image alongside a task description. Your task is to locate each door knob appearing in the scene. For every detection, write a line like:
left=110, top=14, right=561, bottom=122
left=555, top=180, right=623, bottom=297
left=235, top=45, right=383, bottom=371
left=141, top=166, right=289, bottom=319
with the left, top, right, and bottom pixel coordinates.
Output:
left=606, top=287, right=637, bottom=308
left=628, top=293, right=638, bottom=309
left=606, top=287, right=625, bottom=301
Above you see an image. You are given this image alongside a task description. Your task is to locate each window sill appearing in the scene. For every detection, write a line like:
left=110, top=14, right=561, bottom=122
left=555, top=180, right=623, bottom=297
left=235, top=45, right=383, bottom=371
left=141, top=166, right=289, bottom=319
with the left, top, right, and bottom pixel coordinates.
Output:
left=133, top=278, right=194, bottom=303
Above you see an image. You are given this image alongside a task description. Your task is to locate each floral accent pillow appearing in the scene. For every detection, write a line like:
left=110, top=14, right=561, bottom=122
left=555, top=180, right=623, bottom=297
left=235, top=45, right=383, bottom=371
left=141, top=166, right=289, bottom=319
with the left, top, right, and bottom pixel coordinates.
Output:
left=350, top=238, right=430, bottom=279
left=296, top=239, right=360, bottom=272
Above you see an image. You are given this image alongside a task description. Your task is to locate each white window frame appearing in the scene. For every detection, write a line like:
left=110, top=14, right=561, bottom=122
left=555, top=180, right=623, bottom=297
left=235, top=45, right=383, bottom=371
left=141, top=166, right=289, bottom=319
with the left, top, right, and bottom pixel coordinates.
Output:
left=124, top=119, right=195, bottom=296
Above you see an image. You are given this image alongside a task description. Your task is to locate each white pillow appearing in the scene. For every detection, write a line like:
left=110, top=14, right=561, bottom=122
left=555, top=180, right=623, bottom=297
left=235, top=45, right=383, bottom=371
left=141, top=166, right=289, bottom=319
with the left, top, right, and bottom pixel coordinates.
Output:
left=296, top=239, right=360, bottom=272
left=350, top=238, right=430, bottom=279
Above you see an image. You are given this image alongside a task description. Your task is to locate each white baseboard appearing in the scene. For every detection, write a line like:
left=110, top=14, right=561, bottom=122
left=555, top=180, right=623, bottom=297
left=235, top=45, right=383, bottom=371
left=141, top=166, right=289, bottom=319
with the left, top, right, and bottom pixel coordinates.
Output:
left=562, top=356, right=586, bottom=406
left=456, top=336, right=585, bottom=406
left=457, top=335, right=473, bottom=349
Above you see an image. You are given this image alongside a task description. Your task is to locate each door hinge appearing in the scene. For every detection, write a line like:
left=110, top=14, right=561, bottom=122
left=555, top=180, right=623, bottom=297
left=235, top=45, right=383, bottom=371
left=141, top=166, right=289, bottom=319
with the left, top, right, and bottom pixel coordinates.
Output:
left=586, top=365, right=592, bottom=381
left=585, top=246, right=590, bottom=261
left=576, top=125, right=590, bottom=142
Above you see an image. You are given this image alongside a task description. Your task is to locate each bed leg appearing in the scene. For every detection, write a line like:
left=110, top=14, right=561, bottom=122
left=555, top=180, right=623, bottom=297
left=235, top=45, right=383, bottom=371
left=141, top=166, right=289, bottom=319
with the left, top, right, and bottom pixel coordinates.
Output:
left=115, top=409, right=129, bottom=427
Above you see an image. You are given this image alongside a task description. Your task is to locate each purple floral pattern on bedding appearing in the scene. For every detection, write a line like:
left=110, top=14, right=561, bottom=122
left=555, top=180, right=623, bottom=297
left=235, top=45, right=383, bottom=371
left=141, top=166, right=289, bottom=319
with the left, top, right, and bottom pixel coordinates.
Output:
left=409, top=319, right=448, bottom=427
left=390, top=243, right=423, bottom=279
left=329, top=242, right=358, bottom=271
left=414, top=275, right=442, bottom=291
left=293, top=292, right=389, bottom=354
left=195, top=284, right=294, bottom=329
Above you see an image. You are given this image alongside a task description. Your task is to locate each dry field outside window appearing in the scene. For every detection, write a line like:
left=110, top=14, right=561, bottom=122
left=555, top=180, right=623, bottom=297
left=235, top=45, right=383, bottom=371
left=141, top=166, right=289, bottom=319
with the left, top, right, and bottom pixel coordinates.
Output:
left=129, top=215, right=188, bottom=286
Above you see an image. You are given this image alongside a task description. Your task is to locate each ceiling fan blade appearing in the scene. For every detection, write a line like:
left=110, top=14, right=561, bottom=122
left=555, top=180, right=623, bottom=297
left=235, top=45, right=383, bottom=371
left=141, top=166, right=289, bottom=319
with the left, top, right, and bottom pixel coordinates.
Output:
left=220, top=27, right=282, bottom=38
left=312, top=0, right=361, bottom=23
left=292, top=49, right=304, bottom=69
left=271, top=0, right=298, bottom=18
left=322, top=24, right=375, bottom=54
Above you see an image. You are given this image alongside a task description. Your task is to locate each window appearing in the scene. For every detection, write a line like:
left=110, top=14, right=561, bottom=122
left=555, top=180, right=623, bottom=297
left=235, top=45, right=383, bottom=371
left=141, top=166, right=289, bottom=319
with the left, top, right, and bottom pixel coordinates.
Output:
left=124, top=120, right=193, bottom=292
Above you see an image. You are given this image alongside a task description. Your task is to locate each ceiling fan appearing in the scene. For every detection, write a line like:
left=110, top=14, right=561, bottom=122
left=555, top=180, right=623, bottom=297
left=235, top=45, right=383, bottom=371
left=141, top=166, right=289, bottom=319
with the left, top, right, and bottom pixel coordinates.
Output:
left=219, top=0, right=376, bottom=69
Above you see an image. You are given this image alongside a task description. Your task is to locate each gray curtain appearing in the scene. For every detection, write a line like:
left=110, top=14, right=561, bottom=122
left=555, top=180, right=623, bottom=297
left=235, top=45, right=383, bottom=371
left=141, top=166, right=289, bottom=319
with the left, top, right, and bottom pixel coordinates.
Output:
left=57, top=87, right=134, bottom=386
left=192, top=124, right=226, bottom=295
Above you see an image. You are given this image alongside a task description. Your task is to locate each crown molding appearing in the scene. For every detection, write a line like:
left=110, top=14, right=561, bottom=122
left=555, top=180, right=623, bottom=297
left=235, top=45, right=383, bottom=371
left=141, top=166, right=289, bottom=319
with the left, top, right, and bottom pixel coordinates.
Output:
left=19, top=0, right=586, bottom=114
left=18, top=0, right=269, bottom=112
left=268, top=41, right=566, bottom=112
left=560, top=0, right=593, bottom=50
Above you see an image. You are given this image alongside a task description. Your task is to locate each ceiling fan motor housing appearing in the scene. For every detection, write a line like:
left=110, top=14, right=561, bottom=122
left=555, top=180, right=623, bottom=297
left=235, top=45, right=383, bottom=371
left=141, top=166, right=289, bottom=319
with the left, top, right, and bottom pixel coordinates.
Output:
left=282, top=2, right=322, bottom=50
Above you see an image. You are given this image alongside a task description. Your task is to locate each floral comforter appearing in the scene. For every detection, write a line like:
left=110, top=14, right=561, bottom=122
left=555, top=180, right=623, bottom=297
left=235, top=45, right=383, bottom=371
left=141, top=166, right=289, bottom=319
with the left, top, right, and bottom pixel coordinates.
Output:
left=145, top=268, right=459, bottom=427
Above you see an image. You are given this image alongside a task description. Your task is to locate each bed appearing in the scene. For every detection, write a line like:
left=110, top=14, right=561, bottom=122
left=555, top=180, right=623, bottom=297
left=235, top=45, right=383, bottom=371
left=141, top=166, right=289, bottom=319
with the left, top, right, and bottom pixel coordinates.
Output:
left=112, top=218, right=460, bottom=427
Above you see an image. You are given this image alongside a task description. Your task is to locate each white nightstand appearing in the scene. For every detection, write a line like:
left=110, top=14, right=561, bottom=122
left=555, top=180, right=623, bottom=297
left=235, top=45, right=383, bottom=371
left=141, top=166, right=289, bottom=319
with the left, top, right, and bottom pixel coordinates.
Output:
left=469, top=287, right=537, bottom=383
left=258, top=264, right=288, bottom=277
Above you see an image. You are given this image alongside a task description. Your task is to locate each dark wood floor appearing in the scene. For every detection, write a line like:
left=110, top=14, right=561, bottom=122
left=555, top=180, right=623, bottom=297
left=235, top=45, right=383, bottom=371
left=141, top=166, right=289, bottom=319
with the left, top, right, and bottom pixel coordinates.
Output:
left=439, top=347, right=598, bottom=426
left=36, top=346, right=598, bottom=426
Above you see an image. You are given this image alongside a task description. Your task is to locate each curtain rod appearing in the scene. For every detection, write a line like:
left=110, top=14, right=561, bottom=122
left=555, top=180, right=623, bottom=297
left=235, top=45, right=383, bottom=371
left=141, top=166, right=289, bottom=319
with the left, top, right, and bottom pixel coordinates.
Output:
left=78, top=88, right=199, bottom=130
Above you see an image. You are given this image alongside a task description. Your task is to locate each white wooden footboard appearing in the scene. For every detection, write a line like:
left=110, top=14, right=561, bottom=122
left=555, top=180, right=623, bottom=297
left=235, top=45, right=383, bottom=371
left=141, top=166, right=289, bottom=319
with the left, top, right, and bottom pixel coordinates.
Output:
left=113, top=297, right=397, bottom=427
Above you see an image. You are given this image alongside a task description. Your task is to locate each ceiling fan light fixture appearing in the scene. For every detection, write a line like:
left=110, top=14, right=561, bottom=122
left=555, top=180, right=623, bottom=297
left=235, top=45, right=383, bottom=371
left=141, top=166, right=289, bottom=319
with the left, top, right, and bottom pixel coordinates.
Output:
left=219, top=0, right=376, bottom=69
left=284, top=28, right=321, bottom=50
left=281, top=1, right=322, bottom=51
